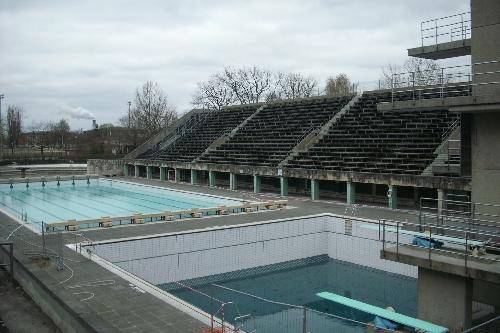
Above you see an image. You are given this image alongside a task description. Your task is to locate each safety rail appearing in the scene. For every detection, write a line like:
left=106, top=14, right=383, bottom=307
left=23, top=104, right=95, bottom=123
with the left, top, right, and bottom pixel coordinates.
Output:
left=461, top=315, right=500, bottom=333
left=379, top=218, right=500, bottom=271
left=420, top=12, right=471, bottom=47
left=419, top=197, right=500, bottom=237
left=211, top=283, right=400, bottom=333
left=386, top=60, right=500, bottom=103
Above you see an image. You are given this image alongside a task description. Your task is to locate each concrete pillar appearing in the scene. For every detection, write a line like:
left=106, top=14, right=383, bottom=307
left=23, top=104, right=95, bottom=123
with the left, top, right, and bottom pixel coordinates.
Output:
left=123, top=164, right=129, bottom=177
left=134, top=165, right=139, bottom=178
left=347, top=181, right=356, bottom=205
left=311, top=179, right=319, bottom=200
left=209, top=171, right=216, bottom=187
left=229, top=172, right=238, bottom=190
left=253, top=175, right=261, bottom=194
left=160, top=167, right=166, bottom=181
left=418, top=268, right=472, bottom=332
left=280, top=177, right=288, bottom=197
left=414, top=187, right=420, bottom=205
left=191, top=169, right=198, bottom=185
left=437, top=188, right=447, bottom=217
left=388, top=185, right=398, bottom=209
left=174, top=169, right=181, bottom=182
left=146, top=166, right=153, bottom=179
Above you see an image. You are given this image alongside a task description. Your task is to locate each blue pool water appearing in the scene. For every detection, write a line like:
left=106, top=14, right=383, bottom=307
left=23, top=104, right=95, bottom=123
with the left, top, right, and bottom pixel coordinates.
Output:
left=0, top=179, right=242, bottom=228
left=166, top=257, right=416, bottom=332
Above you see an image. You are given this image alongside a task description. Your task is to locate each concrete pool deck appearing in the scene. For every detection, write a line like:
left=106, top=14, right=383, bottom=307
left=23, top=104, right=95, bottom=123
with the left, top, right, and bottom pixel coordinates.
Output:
left=0, top=176, right=422, bottom=332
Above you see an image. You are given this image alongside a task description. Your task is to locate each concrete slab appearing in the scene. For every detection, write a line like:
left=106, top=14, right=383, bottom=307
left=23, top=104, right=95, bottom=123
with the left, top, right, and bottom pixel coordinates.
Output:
left=382, top=245, right=500, bottom=284
left=408, top=39, right=471, bottom=59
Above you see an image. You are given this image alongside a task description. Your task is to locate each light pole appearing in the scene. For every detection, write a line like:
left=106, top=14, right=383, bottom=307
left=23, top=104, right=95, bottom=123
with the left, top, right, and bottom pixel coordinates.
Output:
left=0, top=94, right=4, bottom=159
left=127, top=101, right=131, bottom=127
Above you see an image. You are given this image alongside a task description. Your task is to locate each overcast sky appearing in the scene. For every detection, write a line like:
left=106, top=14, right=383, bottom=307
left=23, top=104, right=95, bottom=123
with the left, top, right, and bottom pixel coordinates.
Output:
left=0, top=0, right=470, bottom=130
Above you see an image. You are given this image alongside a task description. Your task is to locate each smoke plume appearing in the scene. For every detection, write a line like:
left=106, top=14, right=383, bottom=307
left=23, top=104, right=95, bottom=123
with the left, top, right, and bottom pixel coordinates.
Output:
left=59, top=104, right=95, bottom=120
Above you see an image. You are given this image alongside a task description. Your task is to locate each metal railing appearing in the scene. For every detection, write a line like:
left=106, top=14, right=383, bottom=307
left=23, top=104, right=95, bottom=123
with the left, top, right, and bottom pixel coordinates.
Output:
left=420, top=12, right=471, bottom=46
left=419, top=197, right=500, bottom=235
left=380, top=217, right=500, bottom=273
left=387, top=60, right=500, bottom=103
left=0, top=240, right=14, bottom=280
left=462, top=315, right=500, bottom=333
left=211, top=283, right=399, bottom=333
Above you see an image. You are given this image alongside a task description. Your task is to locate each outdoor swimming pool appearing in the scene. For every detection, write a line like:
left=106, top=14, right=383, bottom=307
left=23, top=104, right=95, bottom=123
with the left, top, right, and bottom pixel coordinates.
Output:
left=0, top=179, right=242, bottom=230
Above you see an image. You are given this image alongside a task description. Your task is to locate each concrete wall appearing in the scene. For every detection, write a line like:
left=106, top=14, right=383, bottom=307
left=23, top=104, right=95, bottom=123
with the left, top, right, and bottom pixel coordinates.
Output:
left=87, top=159, right=124, bottom=176
left=471, top=112, right=500, bottom=215
left=0, top=247, right=95, bottom=333
left=471, top=0, right=500, bottom=97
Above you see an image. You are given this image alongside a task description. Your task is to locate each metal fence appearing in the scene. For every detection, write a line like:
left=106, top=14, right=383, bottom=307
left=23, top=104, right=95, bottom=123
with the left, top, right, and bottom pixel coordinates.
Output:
left=0, top=221, right=65, bottom=271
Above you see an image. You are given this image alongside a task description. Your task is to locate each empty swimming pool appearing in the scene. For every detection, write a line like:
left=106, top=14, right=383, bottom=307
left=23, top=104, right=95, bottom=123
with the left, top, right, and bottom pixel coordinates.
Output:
left=85, top=214, right=418, bottom=332
left=0, top=178, right=242, bottom=230
left=166, top=256, right=416, bottom=333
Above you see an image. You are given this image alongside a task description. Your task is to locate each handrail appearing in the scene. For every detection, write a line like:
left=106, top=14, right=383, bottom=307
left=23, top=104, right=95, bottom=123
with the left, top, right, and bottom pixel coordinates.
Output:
left=420, top=12, right=471, bottom=46
left=421, top=12, right=470, bottom=24
left=385, top=59, right=500, bottom=103
left=211, top=283, right=400, bottom=332
left=461, top=315, right=500, bottom=333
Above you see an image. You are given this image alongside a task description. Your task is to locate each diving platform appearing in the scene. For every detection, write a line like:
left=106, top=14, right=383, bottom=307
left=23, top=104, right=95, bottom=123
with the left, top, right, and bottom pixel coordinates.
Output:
left=317, top=292, right=448, bottom=333
left=408, top=39, right=471, bottom=60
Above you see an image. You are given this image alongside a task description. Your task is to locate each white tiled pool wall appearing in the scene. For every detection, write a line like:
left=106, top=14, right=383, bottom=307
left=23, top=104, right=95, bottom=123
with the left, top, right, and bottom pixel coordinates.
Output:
left=91, top=214, right=417, bottom=286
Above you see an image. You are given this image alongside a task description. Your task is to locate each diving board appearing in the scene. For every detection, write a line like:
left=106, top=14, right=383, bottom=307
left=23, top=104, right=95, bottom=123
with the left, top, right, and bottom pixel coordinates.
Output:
left=361, top=224, right=485, bottom=247
left=316, top=292, right=449, bottom=333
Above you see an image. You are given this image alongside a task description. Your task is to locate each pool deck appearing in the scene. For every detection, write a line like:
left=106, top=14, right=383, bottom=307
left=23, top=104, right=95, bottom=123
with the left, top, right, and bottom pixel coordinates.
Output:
left=0, top=176, right=422, bottom=333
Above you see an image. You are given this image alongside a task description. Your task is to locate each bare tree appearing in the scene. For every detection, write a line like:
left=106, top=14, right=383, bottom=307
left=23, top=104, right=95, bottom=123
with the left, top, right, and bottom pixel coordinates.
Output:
left=29, top=121, right=54, bottom=161
left=325, top=73, right=358, bottom=96
left=6, top=105, right=23, bottom=154
left=269, top=72, right=318, bottom=101
left=380, top=58, right=443, bottom=88
left=192, top=76, right=235, bottom=110
left=126, top=81, right=178, bottom=136
left=51, top=119, right=70, bottom=148
left=217, top=66, right=273, bottom=104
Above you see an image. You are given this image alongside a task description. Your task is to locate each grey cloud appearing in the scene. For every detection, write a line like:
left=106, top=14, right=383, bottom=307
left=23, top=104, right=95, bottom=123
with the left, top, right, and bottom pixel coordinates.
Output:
left=0, top=0, right=470, bottom=130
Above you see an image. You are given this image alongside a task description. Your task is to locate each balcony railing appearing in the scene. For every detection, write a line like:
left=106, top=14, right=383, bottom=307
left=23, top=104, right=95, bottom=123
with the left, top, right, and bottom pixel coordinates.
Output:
left=385, top=60, right=500, bottom=103
left=420, top=12, right=471, bottom=46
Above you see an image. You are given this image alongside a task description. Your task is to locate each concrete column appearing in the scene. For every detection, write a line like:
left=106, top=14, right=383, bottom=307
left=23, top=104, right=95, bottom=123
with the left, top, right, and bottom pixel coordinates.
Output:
left=310, top=179, right=319, bottom=200
left=209, top=171, right=216, bottom=187
left=134, top=165, right=139, bottom=178
left=229, top=172, right=238, bottom=190
left=174, top=169, right=181, bottom=182
left=280, top=177, right=288, bottom=197
left=253, top=175, right=261, bottom=194
left=414, top=187, right=420, bottom=205
left=191, top=169, right=198, bottom=185
left=418, top=268, right=472, bottom=332
left=146, top=166, right=153, bottom=179
left=437, top=188, right=447, bottom=217
left=159, top=167, right=166, bottom=181
left=347, top=181, right=356, bottom=205
left=388, top=185, right=398, bottom=209
left=123, top=164, right=129, bottom=177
